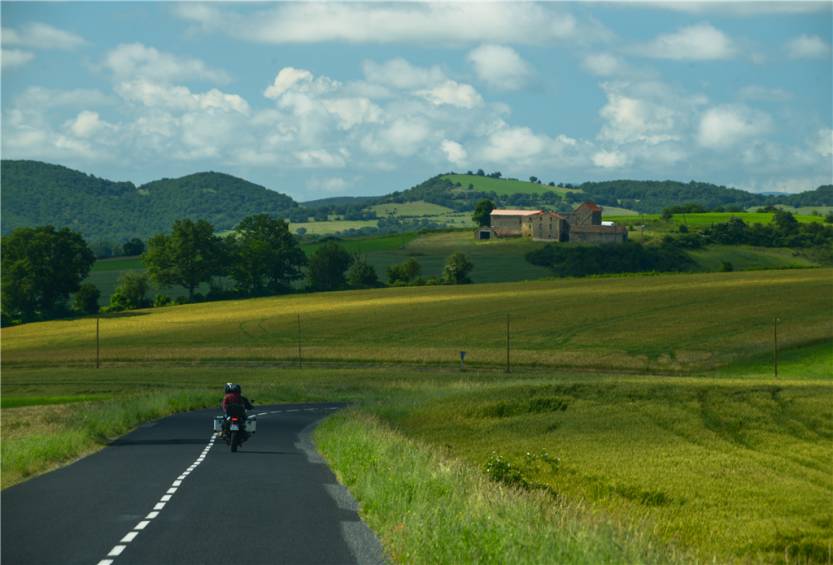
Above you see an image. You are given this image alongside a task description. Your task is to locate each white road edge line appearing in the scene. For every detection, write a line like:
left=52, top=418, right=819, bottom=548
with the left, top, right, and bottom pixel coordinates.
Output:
left=95, top=432, right=216, bottom=564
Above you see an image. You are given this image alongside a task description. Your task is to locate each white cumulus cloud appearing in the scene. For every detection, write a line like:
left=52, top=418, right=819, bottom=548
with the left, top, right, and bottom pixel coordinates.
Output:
left=814, top=128, right=833, bottom=158
left=2, top=22, right=86, bottom=50
left=467, top=45, right=533, bottom=90
left=635, top=23, right=736, bottom=60
left=441, top=140, right=467, bottom=165
left=697, top=105, right=772, bottom=149
left=1, top=48, right=34, bottom=69
left=103, top=43, right=230, bottom=84
left=416, top=80, right=483, bottom=108
left=592, top=150, right=628, bottom=168
left=786, top=35, right=831, bottom=59
left=264, top=67, right=339, bottom=98
left=176, top=3, right=584, bottom=45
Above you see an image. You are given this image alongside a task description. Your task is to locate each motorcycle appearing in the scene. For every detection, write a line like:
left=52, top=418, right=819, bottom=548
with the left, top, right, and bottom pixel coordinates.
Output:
left=213, top=411, right=256, bottom=452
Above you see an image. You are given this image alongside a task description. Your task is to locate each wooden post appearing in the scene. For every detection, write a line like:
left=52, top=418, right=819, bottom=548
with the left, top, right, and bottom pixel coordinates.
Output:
left=505, top=313, right=511, bottom=373
left=773, top=317, right=779, bottom=379
left=297, top=313, right=303, bottom=369
left=96, top=316, right=100, bottom=369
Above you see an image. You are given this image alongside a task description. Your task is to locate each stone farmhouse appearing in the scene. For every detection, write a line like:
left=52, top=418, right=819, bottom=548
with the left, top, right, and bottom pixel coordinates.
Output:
left=477, top=202, right=627, bottom=244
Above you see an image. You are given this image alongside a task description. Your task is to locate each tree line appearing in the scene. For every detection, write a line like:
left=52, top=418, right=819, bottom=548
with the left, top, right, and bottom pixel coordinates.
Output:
left=1, top=215, right=474, bottom=325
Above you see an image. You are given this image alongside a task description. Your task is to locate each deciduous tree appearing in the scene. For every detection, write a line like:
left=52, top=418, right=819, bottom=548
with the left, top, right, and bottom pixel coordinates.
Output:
left=307, top=241, right=354, bottom=291
left=229, top=214, right=306, bottom=295
left=472, top=199, right=495, bottom=227
left=442, top=252, right=474, bottom=284
left=143, top=219, right=226, bottom=300
left=1, top=226, right=95, bottom=322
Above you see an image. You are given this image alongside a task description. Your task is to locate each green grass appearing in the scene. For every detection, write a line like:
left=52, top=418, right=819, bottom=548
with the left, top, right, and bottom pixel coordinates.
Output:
left=443, top=174, right=579, bottom=196
left=370, top=201, right=455, bottom=217
left=1, top=394, right=111, bottom=408
left=316, top=409, right=684, bottom=564
left=289, top=219, right=378, bottom=235
left=689, top=245, right=821, bottom=271
left=90, top=256, right=143, bottom=272
left=609, top=212, right=825, bottom=230
left=600, top=206, right=640, bottom=216
left=363, top=375, right=833, bottom=563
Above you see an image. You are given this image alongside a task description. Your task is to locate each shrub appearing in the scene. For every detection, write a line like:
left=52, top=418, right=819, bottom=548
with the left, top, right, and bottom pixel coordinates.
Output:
left=72, top=283, right=100, bottom=314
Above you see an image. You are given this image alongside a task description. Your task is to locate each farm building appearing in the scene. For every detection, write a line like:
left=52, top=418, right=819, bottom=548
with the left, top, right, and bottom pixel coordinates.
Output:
left=477, top=201, right=627, bottom=243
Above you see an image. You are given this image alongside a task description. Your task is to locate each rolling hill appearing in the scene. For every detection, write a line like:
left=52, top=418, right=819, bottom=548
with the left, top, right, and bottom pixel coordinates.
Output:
left=1, top=160, right=297, bottom=242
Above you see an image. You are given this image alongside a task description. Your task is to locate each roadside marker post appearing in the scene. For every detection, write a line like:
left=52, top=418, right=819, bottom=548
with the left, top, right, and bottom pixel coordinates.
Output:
left=297, top=313, right=303, bottom=369
left=505, top=313, right=511, bottom=374
left=773, top=317, right=779, bottom=379
left=460, top=351, right=466, bottom=371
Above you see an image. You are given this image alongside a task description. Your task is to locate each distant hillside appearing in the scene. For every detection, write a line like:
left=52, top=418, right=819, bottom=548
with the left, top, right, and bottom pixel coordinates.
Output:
left=1, top=160, right=297, bottom=242
left=773, top=185, right=833, bottom=207
left=378, top=175, right=831, bottom=215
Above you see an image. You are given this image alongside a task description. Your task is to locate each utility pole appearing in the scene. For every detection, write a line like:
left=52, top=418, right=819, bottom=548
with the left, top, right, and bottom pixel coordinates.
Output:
left=505, top=313, right=511, bottom=373
left=96, top=316, right=100, bottom=369
left=773, top=317, right=779, bottom=379
left=297, top=313, right=303, bottom=369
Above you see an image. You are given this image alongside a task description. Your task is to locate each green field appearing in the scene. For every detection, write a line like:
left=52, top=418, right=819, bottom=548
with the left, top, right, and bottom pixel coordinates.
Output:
left=6, top=269, right=831, bottom=373
left=370, top=201, right=455, bottom=217
left=443, top=174, right=579, bottom=196
left=609, top=211, right=825, bottom=229
left=688, top=245, right=821, bottom=271
left=3, top=269, right=832, bottom=562
left=288, top=219, right=379, bottom=235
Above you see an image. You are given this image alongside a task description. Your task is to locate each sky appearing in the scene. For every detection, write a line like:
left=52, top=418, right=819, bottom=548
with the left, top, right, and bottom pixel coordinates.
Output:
left=1, top=2, right=831, bottom=201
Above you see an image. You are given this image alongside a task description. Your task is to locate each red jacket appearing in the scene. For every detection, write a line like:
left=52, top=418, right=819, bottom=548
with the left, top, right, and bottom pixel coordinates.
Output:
left=222, top=392, right=251, bottom=413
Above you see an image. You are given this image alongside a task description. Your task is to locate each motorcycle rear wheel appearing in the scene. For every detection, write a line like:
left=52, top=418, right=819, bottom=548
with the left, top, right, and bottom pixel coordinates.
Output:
left=230, top=431, right=239, bottom=452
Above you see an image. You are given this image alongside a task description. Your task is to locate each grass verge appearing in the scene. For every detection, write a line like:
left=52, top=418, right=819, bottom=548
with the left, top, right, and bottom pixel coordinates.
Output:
left=1, top=390, right=215, bottom=488
left=315, top=409, right=685, bottom=564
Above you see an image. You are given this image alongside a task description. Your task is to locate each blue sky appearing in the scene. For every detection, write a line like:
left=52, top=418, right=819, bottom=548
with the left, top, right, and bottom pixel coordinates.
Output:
left=2, top=2, right=831, bottom=201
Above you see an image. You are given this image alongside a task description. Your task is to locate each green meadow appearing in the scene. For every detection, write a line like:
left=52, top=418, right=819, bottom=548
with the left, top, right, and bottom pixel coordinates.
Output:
left=9, top=265, right=831, bottom=562
left=609, top=211, right=826, bottom=230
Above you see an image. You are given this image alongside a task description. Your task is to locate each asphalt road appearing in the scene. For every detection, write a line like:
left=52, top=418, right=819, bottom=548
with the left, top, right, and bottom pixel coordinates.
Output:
left=2, top=403, right=386, bottom=565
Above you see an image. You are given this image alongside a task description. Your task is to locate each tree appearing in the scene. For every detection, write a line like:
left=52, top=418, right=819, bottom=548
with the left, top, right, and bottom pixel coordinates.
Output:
left=122, top=238, right=145, bottom=256
left=346, top=256, right=379, bottom=288
left=229, top=214, right=306, bottom=295
left=307, top=241, right=354, bottom=291
left=529, top=176, right=538, bottom=183
left=72, top=283, right=101, bottom=314
left=1, top=226, right=95, bottom=322
left=476, top=169, right=485, bottom=176
left=472, top=199, right=496, bottom=227
left=143, top=219, right=226, bottom=300
left=108, top=272, right=150, bottom=311
left=443, top=252, right=474, bottom=284
left=387, top=258, right=421, bottom=285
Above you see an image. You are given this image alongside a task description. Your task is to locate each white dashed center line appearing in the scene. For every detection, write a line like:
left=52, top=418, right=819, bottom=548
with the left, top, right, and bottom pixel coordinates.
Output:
left=94, top=434, right=217, bottom=565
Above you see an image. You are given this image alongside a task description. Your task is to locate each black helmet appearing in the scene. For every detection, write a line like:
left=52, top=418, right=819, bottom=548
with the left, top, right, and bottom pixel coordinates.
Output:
left=224, top=382, right=233, bottom=393
left=231, top=383, right=242, bottom=393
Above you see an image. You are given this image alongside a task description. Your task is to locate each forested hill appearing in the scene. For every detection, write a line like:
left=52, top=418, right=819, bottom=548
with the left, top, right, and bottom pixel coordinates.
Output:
left=577, top=180, right=833, bottom=212
left=1, top=160, right=297, bottom=241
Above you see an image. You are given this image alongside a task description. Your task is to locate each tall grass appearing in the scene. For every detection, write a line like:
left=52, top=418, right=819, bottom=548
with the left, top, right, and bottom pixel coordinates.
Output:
left=316, top=410, right=685, bottom=564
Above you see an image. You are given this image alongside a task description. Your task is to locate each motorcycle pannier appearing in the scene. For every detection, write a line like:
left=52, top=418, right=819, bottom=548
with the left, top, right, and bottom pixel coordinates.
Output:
left=245, top=416, right=257, bottom=433
left=213, top=416, right=224, bottom=432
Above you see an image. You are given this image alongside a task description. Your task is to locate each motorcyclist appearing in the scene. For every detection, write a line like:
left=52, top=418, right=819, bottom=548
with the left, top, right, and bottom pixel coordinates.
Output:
left=222, top=382, right=253, bottom=416
left=221, top=382, right=253, bottom=440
